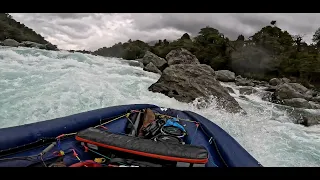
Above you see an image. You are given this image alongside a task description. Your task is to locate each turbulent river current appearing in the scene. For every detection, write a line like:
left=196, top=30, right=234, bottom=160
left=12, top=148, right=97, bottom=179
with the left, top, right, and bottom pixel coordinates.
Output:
left=0, top=47, right=319, bottom=167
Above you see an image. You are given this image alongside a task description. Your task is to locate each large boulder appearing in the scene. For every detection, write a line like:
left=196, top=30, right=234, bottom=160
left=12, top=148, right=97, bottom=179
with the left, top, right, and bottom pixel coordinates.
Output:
left=308, top=101, right=320, bottom=109
left=269, top=78, right=291, bottom=86
left=235, top=75, right=254, bottom=86
left=165, top=48, right=200, bottom=66
left=288, top=83, right=309, bottom=94
left=3, top=39, right=19, bottom=47
left=45, top=43, right=58, bottom=51
left=148, top=64, right=244, bottom=114
left=273, top=83, right=310, bottom=100
left=282, top=98, right=313, bottom=109
left=269, top=78, right=282, bottom=86
left=271, top=104, right=320, bottom=127
left=143, top=62, right=162, bottom=74
left=287, top=108, right=320, bottom=127
left=300, top=115, right=320, bottom=127
left=142, top=51, right=167, bottom=71
left=20, top=41, right=35, bottom=47
left=272, top=82, right=320, bottom=109
left=306, top=90, right=318, bottom=98
left=239, top=87, right=257, bottom=95
left=215, top=70, right=235, bottom=82
left=311, top=96, right=320, bottom=103
left=20, top=41, right=46, bottom=49
left=252, top=80, right=268, bottom=87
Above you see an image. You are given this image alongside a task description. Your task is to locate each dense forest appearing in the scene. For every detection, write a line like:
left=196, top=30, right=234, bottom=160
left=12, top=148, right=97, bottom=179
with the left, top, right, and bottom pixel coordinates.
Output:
left=1, top=13, right=320, bottom=88
left=94, top=39, right=151, bottom=59
left=0, top=13, right=49, bottom=44
left=93, top=21, right=320, bottom=88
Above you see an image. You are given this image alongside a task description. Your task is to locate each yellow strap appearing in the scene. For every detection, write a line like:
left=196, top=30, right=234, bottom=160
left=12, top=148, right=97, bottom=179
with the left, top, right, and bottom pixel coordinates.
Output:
left=94, top=158, right=106, bottom=164
left=94, top=113, right=130, bottom=128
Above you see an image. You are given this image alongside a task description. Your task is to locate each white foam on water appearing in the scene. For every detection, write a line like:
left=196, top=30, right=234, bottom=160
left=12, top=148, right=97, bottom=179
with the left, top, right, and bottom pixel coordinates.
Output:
left=0, top=47, right=319, bottom=167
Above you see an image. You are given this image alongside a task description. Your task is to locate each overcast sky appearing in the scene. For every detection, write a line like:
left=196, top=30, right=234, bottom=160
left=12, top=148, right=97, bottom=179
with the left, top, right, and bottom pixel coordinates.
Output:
left=10, top=13, right=320, bottom=51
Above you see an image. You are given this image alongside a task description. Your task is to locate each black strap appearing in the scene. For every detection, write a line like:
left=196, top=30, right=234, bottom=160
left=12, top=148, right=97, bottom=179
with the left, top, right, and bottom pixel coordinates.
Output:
left=48, top=156, right=65, bottom=167
left=109, top=158, right=127, bottom=164
left=109, top=157, right=162, bottom=167
left=0, top=138, right=56, bottom=158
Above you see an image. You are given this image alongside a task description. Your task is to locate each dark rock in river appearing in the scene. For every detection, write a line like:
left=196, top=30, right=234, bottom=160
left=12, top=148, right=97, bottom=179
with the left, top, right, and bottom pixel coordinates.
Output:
left=143, top=62, right=162, bottom=74
left=148, top=64, right=245, bottom=114
left=142, top=51, right=167, bottom=71
left=239, top=87, right=258, bottom=95
left=166, top=48, right=200, bottom=66
left=3, top=39, right=19, bottom=47
left=215, top=70, right=235, bottom=82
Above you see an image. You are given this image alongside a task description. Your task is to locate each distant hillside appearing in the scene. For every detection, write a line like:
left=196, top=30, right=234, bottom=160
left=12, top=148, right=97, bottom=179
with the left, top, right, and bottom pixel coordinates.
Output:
left=68, top=49, right=93, bottom=55
left=93, top=39, right=150, bottom=59
left=146, top=40, right=158, bottom=46
left=0, top=13, right=49, bottom=44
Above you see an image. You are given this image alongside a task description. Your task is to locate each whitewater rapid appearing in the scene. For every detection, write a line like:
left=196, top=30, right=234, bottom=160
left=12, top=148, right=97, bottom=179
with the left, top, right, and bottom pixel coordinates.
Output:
left=0, top=47, right=319, bottom=167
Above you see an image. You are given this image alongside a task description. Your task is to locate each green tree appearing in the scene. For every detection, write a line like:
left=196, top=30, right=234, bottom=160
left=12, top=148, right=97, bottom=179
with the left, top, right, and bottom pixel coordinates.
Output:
left=163, top=39, right=169, bottom=45
left=236, top=34, right=245, bottom=41
left=181, top=33, right=190, bottom=40
left=312, top=27, right=320, bottom=46
left=293, top=35, right=303, bottom=52
left=155, top=40, right=162, bottom=46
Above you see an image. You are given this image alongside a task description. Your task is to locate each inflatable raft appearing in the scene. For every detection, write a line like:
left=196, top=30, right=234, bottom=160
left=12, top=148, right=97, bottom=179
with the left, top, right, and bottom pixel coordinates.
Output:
left=0, top=104, right=262, bottom=167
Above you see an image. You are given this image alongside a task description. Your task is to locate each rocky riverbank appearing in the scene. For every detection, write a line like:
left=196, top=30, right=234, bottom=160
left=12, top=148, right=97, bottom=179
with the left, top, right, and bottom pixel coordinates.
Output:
left=0, top=38, right=58, bottom=51
left=134, top=48, right=320, bottom=127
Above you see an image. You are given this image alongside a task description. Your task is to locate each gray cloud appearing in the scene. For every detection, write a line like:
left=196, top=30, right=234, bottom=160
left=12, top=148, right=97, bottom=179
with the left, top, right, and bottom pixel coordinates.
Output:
left=9, top=13, right=320, bottom=51
left=45, top=13, right=93, bottom=19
